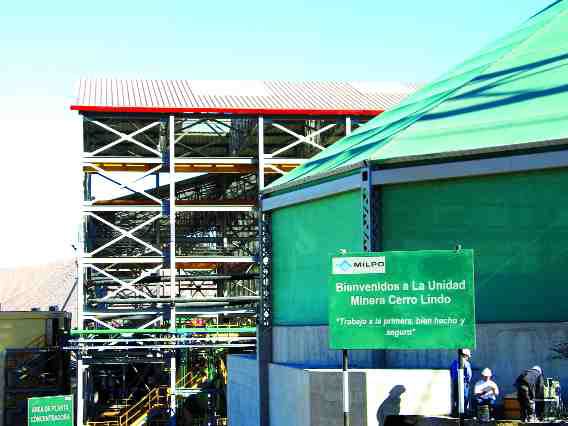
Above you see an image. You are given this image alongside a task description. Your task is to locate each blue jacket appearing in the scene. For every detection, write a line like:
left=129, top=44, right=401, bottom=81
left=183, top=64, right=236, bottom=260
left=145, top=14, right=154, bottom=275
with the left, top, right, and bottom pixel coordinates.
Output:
left=450, top=358, right=472, bottom=386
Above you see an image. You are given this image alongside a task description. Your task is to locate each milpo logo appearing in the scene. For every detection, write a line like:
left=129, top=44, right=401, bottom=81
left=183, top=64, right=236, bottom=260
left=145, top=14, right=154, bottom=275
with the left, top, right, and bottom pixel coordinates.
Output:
left=332, top=256, right=386, bottom=274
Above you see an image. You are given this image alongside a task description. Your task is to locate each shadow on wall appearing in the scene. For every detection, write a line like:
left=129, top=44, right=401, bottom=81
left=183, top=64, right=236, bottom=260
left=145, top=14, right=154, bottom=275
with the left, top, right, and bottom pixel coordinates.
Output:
left=377, top=385, right=406, bottom=426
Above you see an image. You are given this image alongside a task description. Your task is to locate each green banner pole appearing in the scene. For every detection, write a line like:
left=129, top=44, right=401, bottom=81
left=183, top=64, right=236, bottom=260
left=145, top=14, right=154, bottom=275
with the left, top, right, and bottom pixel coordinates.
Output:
left=342, top=349, right=350, bottom=426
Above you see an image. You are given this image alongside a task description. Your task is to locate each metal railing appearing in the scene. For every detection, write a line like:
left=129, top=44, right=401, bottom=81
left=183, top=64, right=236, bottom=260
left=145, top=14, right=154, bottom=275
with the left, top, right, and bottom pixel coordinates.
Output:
left=86, top=386, right=169, bottom=426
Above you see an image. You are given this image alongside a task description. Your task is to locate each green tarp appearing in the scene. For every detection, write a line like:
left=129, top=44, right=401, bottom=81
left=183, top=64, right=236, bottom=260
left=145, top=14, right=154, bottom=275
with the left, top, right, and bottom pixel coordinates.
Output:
left=268, top=0, right=568, bottom=192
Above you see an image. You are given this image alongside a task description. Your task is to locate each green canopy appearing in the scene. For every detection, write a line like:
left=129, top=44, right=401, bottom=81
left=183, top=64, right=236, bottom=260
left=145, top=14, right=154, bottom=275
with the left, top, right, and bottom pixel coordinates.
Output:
left=267, top=0, right=568, bottom=192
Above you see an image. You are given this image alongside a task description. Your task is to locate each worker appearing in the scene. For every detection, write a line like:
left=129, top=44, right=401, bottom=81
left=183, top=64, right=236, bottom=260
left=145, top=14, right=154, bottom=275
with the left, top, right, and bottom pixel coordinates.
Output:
left=450, top=348, right=472, bottom=415
left=474, top=368, right=499, bottom=418
left=515, top=365, right=544, bottom=422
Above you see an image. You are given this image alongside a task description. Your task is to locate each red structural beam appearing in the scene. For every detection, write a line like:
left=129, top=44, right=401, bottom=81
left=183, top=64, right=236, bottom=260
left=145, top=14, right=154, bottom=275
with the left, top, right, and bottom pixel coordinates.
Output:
left=70, top=105, right=383, bottom=116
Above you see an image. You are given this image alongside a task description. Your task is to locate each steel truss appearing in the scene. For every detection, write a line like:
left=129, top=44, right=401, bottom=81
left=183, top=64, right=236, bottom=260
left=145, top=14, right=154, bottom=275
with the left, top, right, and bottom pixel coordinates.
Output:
left=75, top=112, right=370, bottom=426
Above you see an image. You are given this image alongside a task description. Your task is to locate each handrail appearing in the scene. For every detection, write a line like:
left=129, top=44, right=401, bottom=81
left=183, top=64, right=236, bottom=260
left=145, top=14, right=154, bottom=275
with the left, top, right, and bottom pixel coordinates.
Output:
left=87, top=386, right=168, bottom=426
left=177, top=370, right=208, bottom=389
left=118, top=385, right=168, bottom=425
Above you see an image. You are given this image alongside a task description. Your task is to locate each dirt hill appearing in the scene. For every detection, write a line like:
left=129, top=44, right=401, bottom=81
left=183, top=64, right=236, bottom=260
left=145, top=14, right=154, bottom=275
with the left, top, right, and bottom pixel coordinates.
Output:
left=0, top=259, right=76, bottom=316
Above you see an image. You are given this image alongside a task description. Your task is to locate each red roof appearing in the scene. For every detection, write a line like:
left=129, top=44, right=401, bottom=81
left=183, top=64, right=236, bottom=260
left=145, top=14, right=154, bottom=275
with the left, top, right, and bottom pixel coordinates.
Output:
left=71, top=79, right=417, bottom=116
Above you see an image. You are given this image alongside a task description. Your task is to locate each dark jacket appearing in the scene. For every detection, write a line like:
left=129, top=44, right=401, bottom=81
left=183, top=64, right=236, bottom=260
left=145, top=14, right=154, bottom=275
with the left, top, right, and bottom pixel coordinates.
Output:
left=515, top=368, right=544, bottom=399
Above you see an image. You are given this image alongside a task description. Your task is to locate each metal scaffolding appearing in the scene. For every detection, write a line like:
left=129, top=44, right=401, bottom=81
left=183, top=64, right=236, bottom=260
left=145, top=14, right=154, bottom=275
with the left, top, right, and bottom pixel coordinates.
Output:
left=72, top=110, right=373, bottom=425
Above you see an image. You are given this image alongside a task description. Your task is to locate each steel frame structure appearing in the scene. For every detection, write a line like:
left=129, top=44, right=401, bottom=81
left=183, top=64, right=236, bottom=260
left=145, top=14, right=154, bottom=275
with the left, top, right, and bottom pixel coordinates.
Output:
left=74, top=111, right=372, bottom=426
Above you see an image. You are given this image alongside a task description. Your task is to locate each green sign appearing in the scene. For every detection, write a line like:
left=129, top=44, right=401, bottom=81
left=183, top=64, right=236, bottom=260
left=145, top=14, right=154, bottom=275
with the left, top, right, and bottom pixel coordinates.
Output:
left=28, top=395, right=73, bottom=426
left=329, top=250, right=475, bottom=350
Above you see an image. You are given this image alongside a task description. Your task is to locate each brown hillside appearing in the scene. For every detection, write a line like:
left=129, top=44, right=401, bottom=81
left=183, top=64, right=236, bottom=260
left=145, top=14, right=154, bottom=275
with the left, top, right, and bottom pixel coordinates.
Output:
left=0, top=259, right=76, bottom=317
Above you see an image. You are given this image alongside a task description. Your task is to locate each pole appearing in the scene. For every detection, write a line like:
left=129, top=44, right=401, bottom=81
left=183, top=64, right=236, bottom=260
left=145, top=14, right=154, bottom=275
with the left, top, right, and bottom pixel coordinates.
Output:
left=169, top=115, right=177, bottom=425
left=258, top=116, right=265, bottom=190
left=457, top=349, right=465, bottom=417
left=76, top=358, right=84, bottom=426
left=342, top=349, right=350, bottom=426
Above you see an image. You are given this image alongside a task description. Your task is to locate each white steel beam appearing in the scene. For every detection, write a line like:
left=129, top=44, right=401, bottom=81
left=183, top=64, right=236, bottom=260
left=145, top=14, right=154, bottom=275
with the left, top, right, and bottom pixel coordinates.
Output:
left=86, top=118, right=161, bottom=157
left=90, top=317, right=117, bottom=330
left=265, top=164, right=286, bottom=176
left=82, top=257, right=163, bottom=264
left=169, top=116, right=177, bottom=424
left=176, top=157, right=255, bottom=164
left=82, top=156, right=162, bottom=164
left=176, top=205, right=255, bottom=212
left=269, top=122, right=335, bottom=157
left=83, top=205, right=161, bottom=212
left=85, top=204, right=255, bottom=212
left=87, top=264, right=161, bottom=301
left=66, top=344, right=255, bottom=351
left=76, top=358, right=85, bottom=426
left=176, top=256, right=255, bottom=263
left=258, top=117, right=265, bottom=190
left=85, top=163, right=162, bottom=204
left=85, top=212, right=162, bottom=256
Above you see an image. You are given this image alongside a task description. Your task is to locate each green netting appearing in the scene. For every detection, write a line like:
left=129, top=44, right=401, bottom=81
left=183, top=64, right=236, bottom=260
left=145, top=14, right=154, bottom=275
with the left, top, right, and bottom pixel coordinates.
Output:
left=268, top=0, right=568, bottom=192
left=272, top=190, right=361, bottom=325
left=381, top=168, right=568, bottom=323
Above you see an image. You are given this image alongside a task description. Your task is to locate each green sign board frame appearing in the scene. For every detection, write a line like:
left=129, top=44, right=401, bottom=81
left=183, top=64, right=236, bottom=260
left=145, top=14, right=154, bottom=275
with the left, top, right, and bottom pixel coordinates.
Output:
left=28, top=395, right=74, bottom=426
left=329, top=250, right=476, bottom=350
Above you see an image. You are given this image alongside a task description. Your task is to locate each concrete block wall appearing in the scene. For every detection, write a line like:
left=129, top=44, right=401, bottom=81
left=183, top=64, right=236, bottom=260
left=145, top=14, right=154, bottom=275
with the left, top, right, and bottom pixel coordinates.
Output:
left=308, top=370, right=366, bottom=426
left=385, top=322, right=568, bottom=398
left=268, top=363, right=311, bottom=426
left=227, top=362, right=450, bottom=426
left=227, top=355, right=259, bottom=426
left=272, top=322, right=568, bottom=400
left=228, top=322, right=568, bottom=425
left=273, top=326, right=385, bottom=368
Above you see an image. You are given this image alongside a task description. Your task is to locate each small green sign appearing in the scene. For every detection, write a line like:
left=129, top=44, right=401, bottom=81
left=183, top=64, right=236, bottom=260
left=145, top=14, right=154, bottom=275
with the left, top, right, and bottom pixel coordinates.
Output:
left=28, top=395, right=73, bottom=426
left=329, top=250, right=475, bottom=350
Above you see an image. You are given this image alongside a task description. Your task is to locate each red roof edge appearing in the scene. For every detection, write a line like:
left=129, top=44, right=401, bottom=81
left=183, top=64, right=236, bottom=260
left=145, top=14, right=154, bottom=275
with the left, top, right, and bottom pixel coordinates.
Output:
left=70, top=105, right=382, bottom=117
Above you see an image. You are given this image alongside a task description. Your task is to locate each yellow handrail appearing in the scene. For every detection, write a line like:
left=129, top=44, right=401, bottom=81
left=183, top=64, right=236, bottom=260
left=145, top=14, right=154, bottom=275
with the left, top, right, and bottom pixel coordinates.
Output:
left=86, top=386, right=168, bottom=426
left=118, top=385, right=168, bottom=425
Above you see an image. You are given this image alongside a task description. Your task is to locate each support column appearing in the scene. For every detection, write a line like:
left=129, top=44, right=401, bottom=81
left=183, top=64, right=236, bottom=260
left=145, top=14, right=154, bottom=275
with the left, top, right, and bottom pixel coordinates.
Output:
left=258, top=208, right=272, bottom=426
left=168, top=115, right=177, bottom=424
left=258, top=116, right=265, bottom=190
left=77, top=137, right=86, bottom=426
left=345, top=116, right=352, bottom=136
left=361, top=161, right=374, bottom=252
left=361, top=154, right=384, bottom=369
left=76, top=358, right=84, bottom=426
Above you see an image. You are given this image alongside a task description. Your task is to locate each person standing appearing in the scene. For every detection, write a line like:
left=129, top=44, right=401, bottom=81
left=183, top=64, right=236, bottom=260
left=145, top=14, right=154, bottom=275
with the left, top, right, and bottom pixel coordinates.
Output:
left=515, top=365, right=544, bottom=422
left=450, top=348, right=472, bottom=415
left=474, top=368, right=499, bottom=417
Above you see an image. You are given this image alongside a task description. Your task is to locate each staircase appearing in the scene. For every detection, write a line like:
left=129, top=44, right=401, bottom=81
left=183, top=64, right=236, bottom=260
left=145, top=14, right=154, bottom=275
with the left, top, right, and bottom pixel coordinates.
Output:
left=86, top=363, right=226, bottom=426
left=86, top=386, right=169, bottom=426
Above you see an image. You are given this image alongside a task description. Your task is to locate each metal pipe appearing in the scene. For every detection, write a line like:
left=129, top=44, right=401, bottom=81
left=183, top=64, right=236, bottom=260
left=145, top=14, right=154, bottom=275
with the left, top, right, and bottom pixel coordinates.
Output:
left=76, top=358, right=84, bottom=426
left=84, top=308, right=255, bottom=317
left=89, top=273, right=258, bottom=285
left=71, top=337, right=256, bottom=343
left=70, top=327, right=257, bottom=335
left=64, top=343, right=255, bottom=350
left=89, top=296, right=260, bottom=304
left=343, top=349, right=350, bottom=426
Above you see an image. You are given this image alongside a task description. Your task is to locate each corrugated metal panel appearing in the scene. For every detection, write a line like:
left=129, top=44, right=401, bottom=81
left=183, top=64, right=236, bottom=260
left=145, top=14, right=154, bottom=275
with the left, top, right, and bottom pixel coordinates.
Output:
left=71, top=79, right=416, bottom=115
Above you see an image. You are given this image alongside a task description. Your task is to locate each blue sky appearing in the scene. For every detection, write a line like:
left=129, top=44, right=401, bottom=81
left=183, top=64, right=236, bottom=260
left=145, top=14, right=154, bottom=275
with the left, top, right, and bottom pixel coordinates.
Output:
left=0, top=0, right=551, bottom=267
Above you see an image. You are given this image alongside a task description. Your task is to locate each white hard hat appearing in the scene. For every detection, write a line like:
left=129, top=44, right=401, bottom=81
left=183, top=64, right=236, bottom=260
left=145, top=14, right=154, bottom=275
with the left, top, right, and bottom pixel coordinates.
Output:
left=532, top=366, right=542, bottom=374
left=462, top=348, right=471, bottom=356
left=481, top=368, right=492, bottom=377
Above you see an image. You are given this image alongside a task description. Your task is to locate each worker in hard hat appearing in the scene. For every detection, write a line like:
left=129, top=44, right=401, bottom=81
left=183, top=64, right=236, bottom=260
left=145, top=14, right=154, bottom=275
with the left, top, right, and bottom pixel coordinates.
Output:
left=474, top=368, right=499, bottom=414
left=450, top=348, right=472, bottom=415
left=515, top=365, right=545, bottom=422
